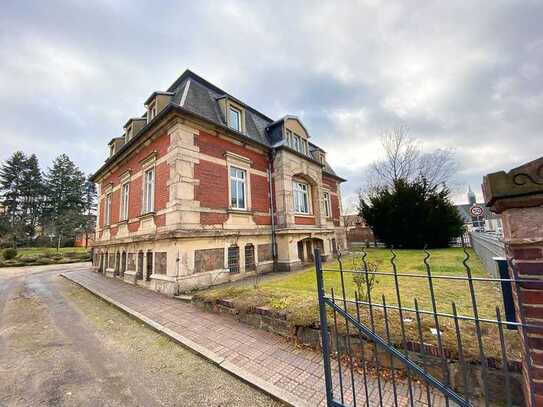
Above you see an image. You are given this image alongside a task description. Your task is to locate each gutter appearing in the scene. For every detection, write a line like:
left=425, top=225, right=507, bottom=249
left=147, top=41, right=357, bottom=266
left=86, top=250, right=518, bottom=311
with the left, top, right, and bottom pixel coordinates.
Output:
left=267, top=148, right=278, bottom=269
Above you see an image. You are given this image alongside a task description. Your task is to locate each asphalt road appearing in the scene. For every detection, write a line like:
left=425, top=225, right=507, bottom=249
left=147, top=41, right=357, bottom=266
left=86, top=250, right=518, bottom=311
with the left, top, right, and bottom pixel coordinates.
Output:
left=0, top=263, right=282, bottom=407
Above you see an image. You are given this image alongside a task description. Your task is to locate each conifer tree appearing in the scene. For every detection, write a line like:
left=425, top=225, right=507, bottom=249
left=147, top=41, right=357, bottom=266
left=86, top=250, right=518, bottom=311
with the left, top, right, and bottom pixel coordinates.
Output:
left=81, top=176, right=97, bottom=248
left=43, top=154, right=86, bottom=249
left=0, top=151, right=30, bottom=246
left=20, top=154, right=44, bottom=239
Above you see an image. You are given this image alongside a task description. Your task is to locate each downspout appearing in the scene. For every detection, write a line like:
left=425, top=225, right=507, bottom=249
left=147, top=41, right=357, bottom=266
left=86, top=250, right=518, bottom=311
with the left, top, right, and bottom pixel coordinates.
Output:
left=267, top=148, right=278, bottom=271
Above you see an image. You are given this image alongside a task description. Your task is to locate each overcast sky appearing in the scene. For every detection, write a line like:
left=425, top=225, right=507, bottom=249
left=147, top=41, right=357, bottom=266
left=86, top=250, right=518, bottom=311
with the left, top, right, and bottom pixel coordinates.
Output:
left=1, top=1, right=542, bottom=212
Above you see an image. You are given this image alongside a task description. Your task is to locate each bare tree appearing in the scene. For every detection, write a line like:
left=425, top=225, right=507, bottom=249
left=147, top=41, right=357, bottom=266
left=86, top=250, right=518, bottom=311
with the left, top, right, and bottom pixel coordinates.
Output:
left=365, top=125, right=456, bottom=192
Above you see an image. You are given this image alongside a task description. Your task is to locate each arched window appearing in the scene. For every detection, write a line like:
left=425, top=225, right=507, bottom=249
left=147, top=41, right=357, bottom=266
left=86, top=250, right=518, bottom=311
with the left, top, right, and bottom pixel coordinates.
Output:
left=245, top=244, right=255, bottom=271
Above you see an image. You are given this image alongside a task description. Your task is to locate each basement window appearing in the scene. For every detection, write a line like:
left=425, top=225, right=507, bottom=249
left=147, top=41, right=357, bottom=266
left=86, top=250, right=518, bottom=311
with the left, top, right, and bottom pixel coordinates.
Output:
left=245, top=244, right=255, bottom=271
left=228, top=245, right=240, bottom=273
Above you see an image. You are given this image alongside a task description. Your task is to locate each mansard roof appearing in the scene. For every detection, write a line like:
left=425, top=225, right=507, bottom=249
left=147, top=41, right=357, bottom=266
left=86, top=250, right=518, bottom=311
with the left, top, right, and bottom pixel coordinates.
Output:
left=168, top=70, right=342, bottom=180
left=93, top=70, right=344, bottom=182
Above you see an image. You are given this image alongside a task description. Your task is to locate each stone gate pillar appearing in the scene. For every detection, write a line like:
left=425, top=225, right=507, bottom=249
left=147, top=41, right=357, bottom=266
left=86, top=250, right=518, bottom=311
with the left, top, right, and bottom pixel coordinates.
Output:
left=483, top=156, right=543, bottom=406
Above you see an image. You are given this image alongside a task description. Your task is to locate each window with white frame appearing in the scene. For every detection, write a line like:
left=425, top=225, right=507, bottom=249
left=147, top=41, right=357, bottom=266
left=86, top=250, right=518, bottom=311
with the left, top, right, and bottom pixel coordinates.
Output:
left=148, top=102, right=157, bottom=122
left=105, top=192, right=112, bottom=225
left=286, top=129, right=293, bottom=147
left=143, top=168, right=155, bottom=213
left=293, top=134, right=301, bottom=152
left=229, top=106, right=241, bottom=131
left=125, top=128, right=132, bottom=143
left=230, top=166, right=247, bottom=210
left=286, top=131, right=308, bottom=156
left=121, top=182, right=130, bottom=221
left=293, top=181, right=310, bottom=214
left=323, top=191, right=331, bottom=218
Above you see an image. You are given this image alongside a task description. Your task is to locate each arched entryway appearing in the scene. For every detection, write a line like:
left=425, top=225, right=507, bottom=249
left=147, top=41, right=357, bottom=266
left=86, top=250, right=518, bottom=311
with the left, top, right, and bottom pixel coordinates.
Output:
left=297, top=237, right=324, bottom=263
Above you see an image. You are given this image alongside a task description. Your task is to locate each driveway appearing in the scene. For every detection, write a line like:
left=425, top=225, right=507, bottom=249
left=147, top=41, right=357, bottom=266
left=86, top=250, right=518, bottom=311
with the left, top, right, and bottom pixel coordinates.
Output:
left=0, top=263, right=282, bottom=407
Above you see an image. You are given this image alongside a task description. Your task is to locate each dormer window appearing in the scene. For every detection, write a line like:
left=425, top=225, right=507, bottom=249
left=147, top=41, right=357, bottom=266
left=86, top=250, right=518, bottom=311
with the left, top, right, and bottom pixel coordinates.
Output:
left=286, top=130, right=308, bottom=155
left=125, top=127, right=132, bottom=143
left=229, top=106, right=242, bottom=132
left=109, top=144, right=115, bottom=157
left=147, top=101, right=158, bottom=122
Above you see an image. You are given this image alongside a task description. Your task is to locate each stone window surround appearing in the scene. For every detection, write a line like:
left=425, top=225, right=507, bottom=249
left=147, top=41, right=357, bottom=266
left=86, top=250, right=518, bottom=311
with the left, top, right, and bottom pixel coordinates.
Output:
left=225, top=100, right=246, bottom=134
left=119, top=170, right=131, bottom=222
left=141, top=153, right=157, bottom=215
left=285, top=129, right=308, bottom=155
left=147, top=99, right=158, bottom=123
left=228, top=106, right=242, bottom=132
left=225, top=151, right=253, bottom=213
left=103, top=183, right=113, bottom=226
left=293, top=178, right=312, bottom=215
left=323, top=190, right=331, bottom=218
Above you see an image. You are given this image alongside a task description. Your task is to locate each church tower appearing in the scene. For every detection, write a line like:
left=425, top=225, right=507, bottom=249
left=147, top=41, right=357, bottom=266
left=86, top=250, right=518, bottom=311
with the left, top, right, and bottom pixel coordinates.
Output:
left=467, top=186, right=476, bottom=205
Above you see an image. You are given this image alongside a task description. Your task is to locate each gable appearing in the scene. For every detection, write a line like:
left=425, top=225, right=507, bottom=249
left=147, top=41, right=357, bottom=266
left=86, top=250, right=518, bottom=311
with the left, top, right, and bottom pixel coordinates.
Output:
left=285, top=117, right=309, bottom=139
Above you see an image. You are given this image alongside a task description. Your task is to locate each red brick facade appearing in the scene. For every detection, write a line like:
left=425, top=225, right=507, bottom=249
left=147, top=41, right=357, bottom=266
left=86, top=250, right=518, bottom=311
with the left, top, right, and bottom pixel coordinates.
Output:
left=97, top=128, right=343, bottom=232
left=322, top=175, right=338, bottom=193
left=194, top=160, right=228, bottom=210
left=295, top=216, right=316, bottom=225
left=97, top=131, right=170, bottom=229
left=251, top=173, right=270, bottom=213
left=192, top=131, right=273, bottom=225
left=197, top=131, right=268, bottom=172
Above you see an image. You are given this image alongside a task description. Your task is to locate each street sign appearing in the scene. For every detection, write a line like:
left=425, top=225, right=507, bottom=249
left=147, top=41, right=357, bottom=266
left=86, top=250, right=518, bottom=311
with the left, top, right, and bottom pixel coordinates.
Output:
left=470, top=205, right=484, bottom=217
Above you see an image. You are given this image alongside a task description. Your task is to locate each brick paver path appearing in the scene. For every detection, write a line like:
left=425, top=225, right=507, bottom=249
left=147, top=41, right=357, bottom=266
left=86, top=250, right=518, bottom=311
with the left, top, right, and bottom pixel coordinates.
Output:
left=63, top=270, right=447, bottom=407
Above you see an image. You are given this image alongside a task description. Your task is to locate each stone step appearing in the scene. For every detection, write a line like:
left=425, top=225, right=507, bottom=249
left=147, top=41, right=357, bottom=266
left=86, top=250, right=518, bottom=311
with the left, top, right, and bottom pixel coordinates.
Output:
left=173, top=294, right=193, bottom=303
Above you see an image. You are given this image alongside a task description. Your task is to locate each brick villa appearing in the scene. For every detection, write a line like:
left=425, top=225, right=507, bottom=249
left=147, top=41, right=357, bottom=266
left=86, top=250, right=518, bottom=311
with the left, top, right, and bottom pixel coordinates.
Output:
left=90, top=70, right=346, bottom=295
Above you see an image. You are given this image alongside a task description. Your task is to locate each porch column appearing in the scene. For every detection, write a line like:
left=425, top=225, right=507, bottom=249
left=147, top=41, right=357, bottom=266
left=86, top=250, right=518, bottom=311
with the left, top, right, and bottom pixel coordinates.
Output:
left=483, top=156, right=543, bottom=406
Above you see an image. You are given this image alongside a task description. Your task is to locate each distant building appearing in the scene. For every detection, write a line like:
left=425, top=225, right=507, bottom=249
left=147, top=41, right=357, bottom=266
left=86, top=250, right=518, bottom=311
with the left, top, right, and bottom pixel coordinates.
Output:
left=343, top=214, right=375, bottom=245
left=455, top=186, right=502, bottom=232
left=75, top=231, right=95, bottom=248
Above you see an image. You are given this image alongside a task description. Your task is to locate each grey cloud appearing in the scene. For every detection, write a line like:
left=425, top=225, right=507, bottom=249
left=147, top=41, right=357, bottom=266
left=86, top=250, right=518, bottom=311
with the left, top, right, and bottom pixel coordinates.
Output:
left=1, top=0, right=542, bottom=208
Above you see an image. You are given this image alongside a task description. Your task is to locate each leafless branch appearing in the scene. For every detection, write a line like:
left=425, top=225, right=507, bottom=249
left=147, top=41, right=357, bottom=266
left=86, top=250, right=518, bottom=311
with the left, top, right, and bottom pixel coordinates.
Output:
left=364, top=125, right=456, bottom=191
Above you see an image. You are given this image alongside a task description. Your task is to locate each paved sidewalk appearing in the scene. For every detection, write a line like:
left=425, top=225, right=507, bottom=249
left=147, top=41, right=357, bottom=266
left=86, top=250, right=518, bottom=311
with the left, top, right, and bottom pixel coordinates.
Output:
left=62, top=270, right=443, bottom=407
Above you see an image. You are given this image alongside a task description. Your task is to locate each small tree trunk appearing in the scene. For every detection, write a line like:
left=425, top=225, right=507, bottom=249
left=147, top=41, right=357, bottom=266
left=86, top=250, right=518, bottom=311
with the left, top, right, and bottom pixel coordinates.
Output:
left=57, top=234, right=61, bottom=252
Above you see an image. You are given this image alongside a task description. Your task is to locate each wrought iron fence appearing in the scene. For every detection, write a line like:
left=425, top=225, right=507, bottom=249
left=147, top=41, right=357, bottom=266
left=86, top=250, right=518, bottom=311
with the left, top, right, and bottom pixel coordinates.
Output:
left=314, top=245, right=540, bottom=407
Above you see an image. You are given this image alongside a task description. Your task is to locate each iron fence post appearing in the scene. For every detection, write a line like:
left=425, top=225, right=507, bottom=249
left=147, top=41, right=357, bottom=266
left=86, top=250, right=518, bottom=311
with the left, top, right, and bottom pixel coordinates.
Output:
left=494, top=256, right=517, bottom=329
left=315, top=248, right=334, bottom=406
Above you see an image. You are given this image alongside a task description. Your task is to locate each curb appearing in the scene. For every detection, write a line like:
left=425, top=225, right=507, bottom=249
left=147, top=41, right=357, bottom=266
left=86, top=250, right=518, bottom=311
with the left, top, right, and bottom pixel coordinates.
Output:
left=61, top=272, right=310, bottom=407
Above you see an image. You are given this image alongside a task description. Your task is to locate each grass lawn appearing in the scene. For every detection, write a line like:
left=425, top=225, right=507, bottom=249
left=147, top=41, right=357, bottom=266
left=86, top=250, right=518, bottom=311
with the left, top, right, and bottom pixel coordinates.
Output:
left=196, top=248, right=521, bottom=362
left=0, top=246, right=90, bottom=267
